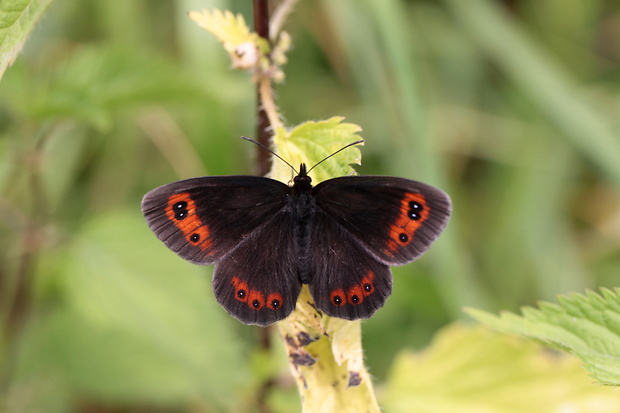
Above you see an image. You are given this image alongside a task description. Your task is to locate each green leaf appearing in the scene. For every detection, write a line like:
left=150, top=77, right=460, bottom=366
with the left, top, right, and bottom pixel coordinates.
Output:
left=382, top=323, right=620, bottom=413
left=0, top=0, right=53, bottom=80
left=271, top=116, right=363, bottom=184
left=467, top=288, right=620, bottom=386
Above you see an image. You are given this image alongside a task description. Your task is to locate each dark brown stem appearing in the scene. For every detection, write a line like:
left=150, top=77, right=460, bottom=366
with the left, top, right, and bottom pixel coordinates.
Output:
left=253, top=0, right=270, bottom=40
left=253, top=0, right=272, bottom=177
left=255, top=92, right=271, bottom=176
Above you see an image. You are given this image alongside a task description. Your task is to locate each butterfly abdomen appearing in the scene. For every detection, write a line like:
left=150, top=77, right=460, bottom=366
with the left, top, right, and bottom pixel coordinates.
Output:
left=289, top=188, right=316, bottom=284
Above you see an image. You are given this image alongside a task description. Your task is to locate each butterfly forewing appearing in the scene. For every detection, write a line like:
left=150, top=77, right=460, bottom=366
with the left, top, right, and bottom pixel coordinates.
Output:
left=141, top=176, right=290, bottom=264
left=314, top=176, right=451, bottom=266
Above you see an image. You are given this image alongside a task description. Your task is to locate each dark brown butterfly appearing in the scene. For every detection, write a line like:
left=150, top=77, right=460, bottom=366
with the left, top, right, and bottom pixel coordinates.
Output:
left=141, top=141, right=451, bottom=326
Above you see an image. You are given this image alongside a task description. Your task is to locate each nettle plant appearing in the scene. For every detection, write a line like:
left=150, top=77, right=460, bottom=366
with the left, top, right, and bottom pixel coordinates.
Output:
left=180, top=5, right=620, bottom=412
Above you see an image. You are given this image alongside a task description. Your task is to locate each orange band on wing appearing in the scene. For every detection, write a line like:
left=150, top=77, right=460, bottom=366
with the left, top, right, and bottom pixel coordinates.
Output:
left=165, top=192, right=213, bottom=252
left=327, top=271, right=376, bottom=308
left=232, top=277, right=284, bottom=311
left=385, top=193, right=429, bottom=255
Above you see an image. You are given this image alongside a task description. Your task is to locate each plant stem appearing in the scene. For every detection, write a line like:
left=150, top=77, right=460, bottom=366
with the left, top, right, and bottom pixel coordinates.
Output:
left=250, top=3, right=380, bottom=411
left=253, top=0, right=272, bottom=176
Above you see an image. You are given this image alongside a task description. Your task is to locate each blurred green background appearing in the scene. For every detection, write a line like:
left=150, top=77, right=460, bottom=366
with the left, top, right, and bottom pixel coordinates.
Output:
left=1, top=0, right=619, bottom=412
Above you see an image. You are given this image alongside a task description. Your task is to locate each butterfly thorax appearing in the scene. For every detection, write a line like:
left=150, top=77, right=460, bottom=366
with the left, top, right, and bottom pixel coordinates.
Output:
left=289, top=163, right=315, bottom=219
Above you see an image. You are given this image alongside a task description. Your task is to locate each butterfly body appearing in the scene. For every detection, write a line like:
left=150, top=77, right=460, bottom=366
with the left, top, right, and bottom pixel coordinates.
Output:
left=142, top=163, right=451, bottom=326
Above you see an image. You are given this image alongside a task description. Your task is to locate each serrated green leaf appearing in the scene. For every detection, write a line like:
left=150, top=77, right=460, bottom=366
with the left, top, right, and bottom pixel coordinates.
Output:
left=382, top=324, right=620, bottom=413
left=467, top=288, right=620, bottom=385
left=271, top=116, right=363, bottom=183
left=0, top=0, right=53, bottom=80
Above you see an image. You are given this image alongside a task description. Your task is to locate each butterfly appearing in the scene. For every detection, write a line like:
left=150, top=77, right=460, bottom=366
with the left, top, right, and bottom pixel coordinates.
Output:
left=141, top=140, right=451, bottom=326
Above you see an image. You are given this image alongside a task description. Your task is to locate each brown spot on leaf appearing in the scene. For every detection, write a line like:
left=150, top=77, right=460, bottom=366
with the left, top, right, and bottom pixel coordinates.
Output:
left=290, top=352, right=316, bottom=366
left=348, top=371, right=362, bottom=387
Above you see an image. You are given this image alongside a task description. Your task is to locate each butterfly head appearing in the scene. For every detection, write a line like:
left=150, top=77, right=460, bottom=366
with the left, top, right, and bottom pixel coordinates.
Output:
left=292, top=163, right=313, bottom=190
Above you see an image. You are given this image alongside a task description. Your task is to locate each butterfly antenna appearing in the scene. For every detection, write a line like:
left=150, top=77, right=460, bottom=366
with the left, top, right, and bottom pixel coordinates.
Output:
left=306, top=139, right=365, bottom=174
left=241, top=136, right=298, bottom=174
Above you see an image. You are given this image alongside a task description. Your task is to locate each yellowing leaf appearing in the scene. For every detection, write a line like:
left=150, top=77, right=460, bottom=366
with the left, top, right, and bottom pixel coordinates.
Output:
left=188, top=9, right=267, bottom=70
left=382, top=324, right=620, bottom=413
left=277, top=298, right=380, bottom=413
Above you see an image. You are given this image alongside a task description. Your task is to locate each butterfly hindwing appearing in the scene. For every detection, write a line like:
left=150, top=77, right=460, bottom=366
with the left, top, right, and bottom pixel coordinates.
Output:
left=308, top=210, right=393, bottom=320
left=314, top=176, right=451, bottom=266
left=141, top=176, right=289, bottom=264
left=212, top=211, right=302, bottom=326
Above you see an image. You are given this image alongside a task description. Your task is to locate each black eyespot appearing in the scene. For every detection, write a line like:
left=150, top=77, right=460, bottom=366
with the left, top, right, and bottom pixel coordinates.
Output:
left=399, top=233, right=408, bottom=243
left=409, top=201, right=422, bottom=210
left=252, top=299, right=261, bottom=308
left=351, top=295, right=359, bottom=304
left=330, top=289, right=346, bottom=306
left=271, top=299, right=280, bottom=308
left=173, top=201, right=189, bottom=220
left=190, top=233, right=200, bottom=243
left=364, top=283, right=372, bottom=292
left=237, top=290, right=246, bottom=299
left=408, top=201, right=423, bottom=221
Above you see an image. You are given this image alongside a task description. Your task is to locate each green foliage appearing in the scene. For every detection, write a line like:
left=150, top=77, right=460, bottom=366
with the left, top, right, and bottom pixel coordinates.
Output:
left=467, top=289, right=620, bottom=386
left=9, top=212, right=248, bottom=411
left=7, top=46, right=203, bottom=130
left=445, top=0, right=620, bottom=185
left=0, top=0, right=53, bottom=79
left=1, top=0, right=619, bottom=411
left=382, top=324, right=620, bottom=413
left=271, top=117, right=362, bottom=183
